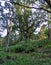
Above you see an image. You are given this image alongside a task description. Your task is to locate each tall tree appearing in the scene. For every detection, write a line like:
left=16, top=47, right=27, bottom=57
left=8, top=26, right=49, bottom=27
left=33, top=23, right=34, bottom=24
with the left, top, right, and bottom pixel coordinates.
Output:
left=12, top=0, right=48, bottom=42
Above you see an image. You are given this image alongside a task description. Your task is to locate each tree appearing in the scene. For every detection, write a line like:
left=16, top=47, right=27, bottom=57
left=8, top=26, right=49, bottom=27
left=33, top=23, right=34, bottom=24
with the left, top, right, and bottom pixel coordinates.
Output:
left=12, top=0, right=49, bottom=42
left=0, top=0, right=51, bottom=45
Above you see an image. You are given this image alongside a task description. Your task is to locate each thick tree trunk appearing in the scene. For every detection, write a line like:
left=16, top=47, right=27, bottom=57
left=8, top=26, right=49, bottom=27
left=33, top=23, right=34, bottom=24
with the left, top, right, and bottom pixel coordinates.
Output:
left=25, top=21, right=30, bottom=43
left=25, top=32, right=29, bottom=43
left=48, top=29, right=51, bottom=39
left=48, top=24, right=51, bottom=39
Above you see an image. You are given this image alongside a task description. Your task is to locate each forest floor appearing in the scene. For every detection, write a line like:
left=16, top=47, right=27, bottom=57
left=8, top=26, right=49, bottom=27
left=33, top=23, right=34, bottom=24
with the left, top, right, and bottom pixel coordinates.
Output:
left=0, top=39, right=51, bottom=65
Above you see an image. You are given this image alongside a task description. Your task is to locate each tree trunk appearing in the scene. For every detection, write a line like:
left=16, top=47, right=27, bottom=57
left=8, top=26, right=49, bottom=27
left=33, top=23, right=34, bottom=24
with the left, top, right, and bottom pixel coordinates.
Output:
left=48, top=23, right=51, bottom=39
left=5, top=20, right=12, bottom=51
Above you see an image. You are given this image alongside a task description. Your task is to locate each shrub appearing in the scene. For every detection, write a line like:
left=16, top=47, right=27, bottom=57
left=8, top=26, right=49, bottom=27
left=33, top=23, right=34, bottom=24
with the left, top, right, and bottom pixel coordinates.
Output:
left=9, top=38, right=49, bottom=53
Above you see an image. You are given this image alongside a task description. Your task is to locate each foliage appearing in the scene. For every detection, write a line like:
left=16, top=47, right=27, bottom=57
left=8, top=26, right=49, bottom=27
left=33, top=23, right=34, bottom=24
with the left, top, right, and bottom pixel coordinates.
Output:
left=9, top=38, right=49, bottom=53
left=0, top=39, right=51, bottom=65
left=0, top=0, right=51, bottom=65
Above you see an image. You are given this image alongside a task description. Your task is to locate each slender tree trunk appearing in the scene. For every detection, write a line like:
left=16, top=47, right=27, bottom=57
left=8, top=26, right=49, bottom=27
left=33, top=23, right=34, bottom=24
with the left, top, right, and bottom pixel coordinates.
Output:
left=5, top=20, right=12, bottom=51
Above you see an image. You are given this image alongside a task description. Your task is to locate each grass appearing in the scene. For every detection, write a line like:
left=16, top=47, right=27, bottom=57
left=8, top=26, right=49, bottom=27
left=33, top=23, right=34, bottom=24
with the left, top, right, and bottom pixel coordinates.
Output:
left=0, top=38, right=51, bottom=65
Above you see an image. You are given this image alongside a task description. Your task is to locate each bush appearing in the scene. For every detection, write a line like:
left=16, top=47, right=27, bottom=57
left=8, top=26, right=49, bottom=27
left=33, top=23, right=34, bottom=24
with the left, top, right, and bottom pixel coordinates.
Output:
left=0, top=39, right=51, bottom=65
left=9, top=38, right=49, bottom=53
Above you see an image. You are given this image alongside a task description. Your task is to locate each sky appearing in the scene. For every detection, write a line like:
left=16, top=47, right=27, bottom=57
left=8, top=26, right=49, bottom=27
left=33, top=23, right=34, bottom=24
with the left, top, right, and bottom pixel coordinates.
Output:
left=0, top=0, right=48, bottom=37
left=0, top=29, right=7, bottom=37
left=0, top=0, right=10, bottom=37
left=0, top=0, right=10, bottom=13
left=34, top=22, right=48, bottom=34
left=30, top=1, right=48, bottom=34
left=30, top=1, right=41, bottom=13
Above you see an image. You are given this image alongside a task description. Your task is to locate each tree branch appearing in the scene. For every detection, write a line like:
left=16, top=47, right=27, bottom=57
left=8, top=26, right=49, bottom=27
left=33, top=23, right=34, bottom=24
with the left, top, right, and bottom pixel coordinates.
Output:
left=13, top=2, right=51, bottom=13
left=44, top=0, right=51, bottom=8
